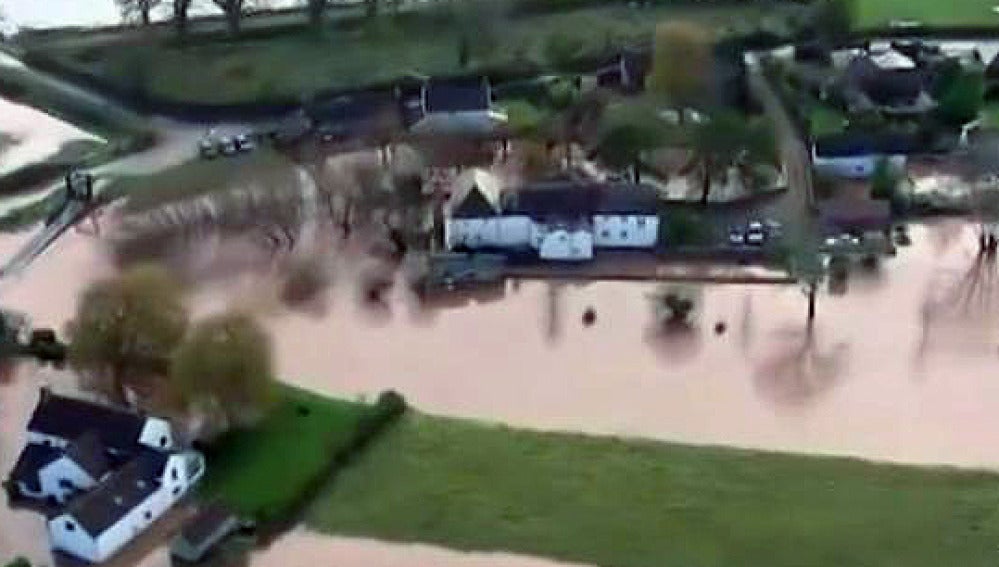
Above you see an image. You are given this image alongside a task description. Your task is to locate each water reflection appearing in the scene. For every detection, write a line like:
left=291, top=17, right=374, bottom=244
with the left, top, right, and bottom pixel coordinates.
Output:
left=753, top=325, right=850, bottom=408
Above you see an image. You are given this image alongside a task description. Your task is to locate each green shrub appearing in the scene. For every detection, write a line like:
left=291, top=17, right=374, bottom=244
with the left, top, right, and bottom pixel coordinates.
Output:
left=3, top=557, right=30, bottom=567
left=659, top=209, right=711, bottom=247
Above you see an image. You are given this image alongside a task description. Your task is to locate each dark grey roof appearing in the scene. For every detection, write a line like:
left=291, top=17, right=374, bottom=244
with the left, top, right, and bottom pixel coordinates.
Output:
left=64, top=451, right=167, bottom=537
left=307, top=92, right=400, bottom=138
left=177, top=503, right=239, bottom=551
left=843, top=56, right=925, bottom=107
left=819, top=198, right=892, bottom=231
left=65, top=432, right=111, bottom=481
left=425, top=78, right=490, bottom=113
left=503, top=183, right=659, bottom=218
left=814, top=131, right=920, bottom=157
left=452, top=185, right=499, bottom=218
left=27, top=390, right=146, bottom=452
left=9, top=444, right=61, bottom=492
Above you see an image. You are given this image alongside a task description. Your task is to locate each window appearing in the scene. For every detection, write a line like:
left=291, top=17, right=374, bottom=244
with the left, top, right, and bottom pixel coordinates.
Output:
left=144, top=511, right=152, bottom=520
left=65, top=521, right=75, bottom=532
left=58, top=479, right=74, bottom=490
left=601, top=230, right=610, bottom=238
left=171, top=468, right=179, bottom=481
left=172, top=486, right=181, bottom=496
left=637, top=218, right=646, bottom=227
left=620, top=231, right=628, bottom=239
left=159, top=436, right=167, bottom=447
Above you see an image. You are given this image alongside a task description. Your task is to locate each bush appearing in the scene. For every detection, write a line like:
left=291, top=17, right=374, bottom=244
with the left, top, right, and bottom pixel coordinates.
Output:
left=659, top=209, right=711, bottom=247
left=3, top=558, right=30, bottom=567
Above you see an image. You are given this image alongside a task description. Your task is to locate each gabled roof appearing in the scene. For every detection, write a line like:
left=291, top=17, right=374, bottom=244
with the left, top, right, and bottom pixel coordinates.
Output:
left=425, top=78, right=491, bottom=113
left=64, top=432, right=111, bottom=481
left=448, top=169, right=503, bottom=218
left=9, top=444, right=61, bottom=492
left=27, top=390, right=146, bottom=453
left=63, top=451, right=168, bottom=537
left=503, top=182, right=659, bottom=218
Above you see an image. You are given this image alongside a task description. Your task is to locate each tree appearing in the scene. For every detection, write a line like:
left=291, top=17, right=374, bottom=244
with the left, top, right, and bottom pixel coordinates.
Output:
left=66, top=265, right=189, bottom=405
left=934, top=61, right=985, bottom=126
left=171, top=311, right=276, bottom=434
left=595, top=102, right=671, bottom=183
left=306, top=0, right=327, bottom=27
left=116, top=0, right=162, bottom=26
left=777, top=242, right=825, bottom=325
left=544, top=32, right=585, bottom=70
left=3, top=558, right=30, bottom=567
left=687, top=112, right=777, bottom=204
left=173, top=0, right=192, bottom=38
left=650, top=21, right=714, bottom=113
left=366, top=0, right=379, bottom=18
left=213, top=0, right=249, bottom=35
left=808, top=0, right=856, bottom=42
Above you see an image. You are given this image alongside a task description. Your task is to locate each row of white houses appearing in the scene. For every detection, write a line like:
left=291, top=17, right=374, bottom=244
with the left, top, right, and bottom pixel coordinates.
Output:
left=444, top=170, right=661, bottom=261
left=6, top=389, right=204, bottom=564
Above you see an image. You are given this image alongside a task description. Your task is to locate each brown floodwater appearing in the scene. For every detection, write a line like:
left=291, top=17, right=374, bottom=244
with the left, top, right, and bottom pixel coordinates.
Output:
left=4, top=219, right=999, bottom=566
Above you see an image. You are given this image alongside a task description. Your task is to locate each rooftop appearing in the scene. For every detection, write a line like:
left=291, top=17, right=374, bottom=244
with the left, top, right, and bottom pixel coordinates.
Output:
left=28, top=389, right=146, bottom=453
left=62, top=451, right=168, bottom=537
left=503, top=182, right=660, bottom=218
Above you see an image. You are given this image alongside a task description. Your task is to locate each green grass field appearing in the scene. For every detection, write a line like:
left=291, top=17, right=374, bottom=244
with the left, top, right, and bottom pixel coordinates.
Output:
left=198, top=386, right=370, bottom=522
left=307, top=412, right=999, bottom=567
left=30, top=4, right=798, bottom=105
left=857, top=0, right=999, bottom=28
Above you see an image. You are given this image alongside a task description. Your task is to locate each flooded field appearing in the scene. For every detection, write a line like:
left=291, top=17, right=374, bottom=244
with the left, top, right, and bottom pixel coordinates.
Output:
left=0, top=97, right=102, bottom=177
left=3, top=219, right=999, bottom=565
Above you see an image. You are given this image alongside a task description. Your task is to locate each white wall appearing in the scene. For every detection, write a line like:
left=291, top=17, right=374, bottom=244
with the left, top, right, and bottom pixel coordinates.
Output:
left=48, top=514, right=99, bottom=563
left=139, top=418, right=175, bottom=451
left=593, top=215, right=659, bottom=248
left=538, top=229, right=593, bottom=261
left=26, top=432, right=69, bottom=449
left=813, top=154, right=906, bottom=179
left=48, top=452, right=204, bottom=564
left=39, top=457, right=97, bottom=503
left=446, top=216, right=533, bottom=249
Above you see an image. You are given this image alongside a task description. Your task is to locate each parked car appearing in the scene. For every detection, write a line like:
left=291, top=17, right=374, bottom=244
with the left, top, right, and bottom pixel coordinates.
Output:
left=764, top=219, right=783, bottom=239
left=198, top=138, right=218, bottom=159
left=728, top=228, right=745, bottom=246
left=235, top=133, right=256, bottom=152
left=745, top=221, right=766, bottom=246
left=218, top=136, right=238, bottom=156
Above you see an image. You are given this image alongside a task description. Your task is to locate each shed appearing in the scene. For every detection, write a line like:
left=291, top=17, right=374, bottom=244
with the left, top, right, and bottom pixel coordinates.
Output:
left=170, top=503, right=240, bottom=563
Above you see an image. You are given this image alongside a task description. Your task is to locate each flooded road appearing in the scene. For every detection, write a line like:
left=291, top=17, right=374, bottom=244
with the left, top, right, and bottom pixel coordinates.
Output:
left=4, top=219, right=999, bottom=565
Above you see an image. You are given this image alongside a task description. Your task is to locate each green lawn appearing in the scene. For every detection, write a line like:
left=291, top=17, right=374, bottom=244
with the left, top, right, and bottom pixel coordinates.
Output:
left=29, top=4, right=799, bottom=105
left=198, top=385, right=370, bottom=522
left=308, top=412, right=999, bottom=567
left=857, top=0, right=999, bottom=28
left=982, top=101, right=999, bottom=128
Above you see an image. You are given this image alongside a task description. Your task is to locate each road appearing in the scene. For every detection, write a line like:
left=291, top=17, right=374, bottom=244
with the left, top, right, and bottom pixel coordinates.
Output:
left=745, top=52, right=818, bottom=244
left=0, top=51, right=256, bottom=279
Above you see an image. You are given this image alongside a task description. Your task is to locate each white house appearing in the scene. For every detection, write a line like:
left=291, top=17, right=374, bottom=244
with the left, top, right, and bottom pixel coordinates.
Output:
left=5, top=389, right=202, bottom=564
left=445, top=179, right=660, bottom=261
left=48, top=450, right=205, bottom=564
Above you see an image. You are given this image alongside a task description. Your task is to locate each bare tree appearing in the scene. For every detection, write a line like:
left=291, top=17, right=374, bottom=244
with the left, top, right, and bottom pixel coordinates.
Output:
left=173, top=0, right=192, bottom=37
left=305, top=0, right=326, bottom=27
left=116, top=0, right=162, bottom=26
left=213, top=0, right=250, bottom=35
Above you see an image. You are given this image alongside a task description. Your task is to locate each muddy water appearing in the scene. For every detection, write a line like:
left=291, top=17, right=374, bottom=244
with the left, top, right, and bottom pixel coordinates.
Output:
left=4, top=220, right=999, bottom=565
left=0, top=97, right=102, bottom=177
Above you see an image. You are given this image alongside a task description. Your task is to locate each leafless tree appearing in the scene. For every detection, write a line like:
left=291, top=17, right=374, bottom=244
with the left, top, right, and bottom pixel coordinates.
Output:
left=173, top=0, right=192, bottom=37
left=116, top=0, right=162, bottom=26
left=213, top=0, right=250, bottom=35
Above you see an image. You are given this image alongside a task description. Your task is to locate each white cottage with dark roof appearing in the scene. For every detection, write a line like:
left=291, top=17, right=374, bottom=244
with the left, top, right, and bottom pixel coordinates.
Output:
left=4, top=389, right=204, bottom=564
left=445, top=179, right=661, bottom=261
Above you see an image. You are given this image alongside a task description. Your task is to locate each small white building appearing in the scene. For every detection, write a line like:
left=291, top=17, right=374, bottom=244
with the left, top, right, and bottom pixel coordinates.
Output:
left=48, top=450, right=205, bottom=564
left=445, top=177, right=660, bottom=261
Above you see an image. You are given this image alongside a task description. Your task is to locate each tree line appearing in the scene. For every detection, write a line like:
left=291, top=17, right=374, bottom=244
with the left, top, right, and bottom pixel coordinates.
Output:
left=116, top=0, right=403, bottom=37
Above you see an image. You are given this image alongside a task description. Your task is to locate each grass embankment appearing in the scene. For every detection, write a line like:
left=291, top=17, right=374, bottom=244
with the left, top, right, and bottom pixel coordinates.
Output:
left=199, top=386, right=405, bottom=525
left=106, top=148, right=297, bottom=214
left=308, top=412, right=999, bottom=567
left=856, top=0, right=999, bottom=28
left=25, top=3, right=799, bottom=105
